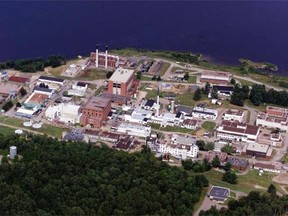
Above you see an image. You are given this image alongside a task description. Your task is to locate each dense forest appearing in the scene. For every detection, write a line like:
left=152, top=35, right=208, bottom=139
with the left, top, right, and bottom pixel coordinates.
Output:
left=0, top=55, right=66, bottom=72
left=0, top=134, right=206, bottom=215
left=230, top=83, right=288, bottom=107
left=200, top=190, right=288, bottom=216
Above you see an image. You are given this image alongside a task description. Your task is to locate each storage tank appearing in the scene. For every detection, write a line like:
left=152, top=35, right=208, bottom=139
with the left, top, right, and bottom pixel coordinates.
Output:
left=9, top=146, right=17, bottom=159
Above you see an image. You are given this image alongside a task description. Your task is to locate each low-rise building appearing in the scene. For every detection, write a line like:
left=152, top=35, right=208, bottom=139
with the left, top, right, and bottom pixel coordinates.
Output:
left=212, top=85, right=234, bottom=97
left=142, top=99, right=159, bottom=110
left=200, top=71, right=232, bottom=84
left=244, top=142, right=273, bottom=159
left=33, top=87, right=54, bottom=98
left=45, top=103, right=81, bottom=124
left=216, top=120, right=260, bottom=142
left=67, top=82, right=88, bottom=97
left=256, top=106, right=288, bottom=131
left=222, top=109, right=245, bottom=123
left=117, top=122, right=151, bottom=137
left=192, top=106, right=218, bottom=120
left=208, top=186, right=230, bottom=203
left=257, top=130, right=283, bottom=147
left=80, top=97, right=111, bottom=128
left=227, top=156, right=249, bottom=171
left=158, top=134, right=198, bottom=159
left=253, top=162, right=281, bottom=173
left=0, top=82, right=22, bottom=97
left=38, top=76, right=65, bottom=86
left=182, top=119, right=199, bottom=130
left=9, top=75, right=31, bottom=85
left=205, top=151, right=228, bottom=163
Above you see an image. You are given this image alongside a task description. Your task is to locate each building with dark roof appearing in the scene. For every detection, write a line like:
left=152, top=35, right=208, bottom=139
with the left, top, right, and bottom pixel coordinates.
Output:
left=212, top=85, right=234, bottom=96
left=216, top=120, right=260, bottom=142
left=208, top=186, right=230, bottom=203
left=227, top=156, right=249, bottom=171
left=143, top=99, right=156, bottom=110
left=38, top=76, right=65, bottom=85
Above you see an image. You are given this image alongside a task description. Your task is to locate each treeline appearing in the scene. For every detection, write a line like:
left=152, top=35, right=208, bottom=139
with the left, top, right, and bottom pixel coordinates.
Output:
left=200, top=189, right=288, bottom=216
left=0, top=55, right=66, bottom=73
left=230, top=83, right=288, bottom=107
left=0, top=134, right=206, bottom=215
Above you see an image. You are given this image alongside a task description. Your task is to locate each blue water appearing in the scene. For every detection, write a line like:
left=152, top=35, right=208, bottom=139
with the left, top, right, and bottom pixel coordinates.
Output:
left=0, top=1, right=287, bottom=74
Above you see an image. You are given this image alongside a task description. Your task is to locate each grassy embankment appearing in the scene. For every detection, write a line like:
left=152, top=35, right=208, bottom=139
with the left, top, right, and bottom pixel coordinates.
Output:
left=0, top=116, right=65, bottom=138
left=191, top=169, right=286, bottom=195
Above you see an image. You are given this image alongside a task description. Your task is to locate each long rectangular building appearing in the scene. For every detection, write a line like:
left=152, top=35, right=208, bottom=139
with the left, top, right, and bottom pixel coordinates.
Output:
left=216, top=120, right=260, bottom=142
left=200, top=71, right=232, bottom=84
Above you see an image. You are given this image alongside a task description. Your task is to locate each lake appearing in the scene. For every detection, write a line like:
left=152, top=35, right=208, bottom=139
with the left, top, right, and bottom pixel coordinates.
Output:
left=0, top=1, right=287, bottom=74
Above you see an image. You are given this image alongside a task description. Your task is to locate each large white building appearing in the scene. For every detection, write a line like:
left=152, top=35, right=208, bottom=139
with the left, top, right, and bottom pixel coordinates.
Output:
left=45, top=103, right=81, bottom=124
left=192, top=106, right=218, bottom=120
left=200, top=71, right=232, bottom=84
left=67, top=82, right=88, bottom=97
left=216, top=120, right=260, bottom=142
left=256, top=106, right=288, bottom=131
left=117, top=122, right=151, bottom=137
left=222, top=109, right=245, bottom=123
left=158, top=134, right=198, bottom=159
left=124, top=106, right=153, bottom=125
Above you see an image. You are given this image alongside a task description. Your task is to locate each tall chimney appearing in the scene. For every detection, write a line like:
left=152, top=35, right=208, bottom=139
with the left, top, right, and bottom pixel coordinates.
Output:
left=105, top=45, right=108, bottom=69
left=95, top=44, right=99, bottom=68
left=156, top=85, right=160, bottom=116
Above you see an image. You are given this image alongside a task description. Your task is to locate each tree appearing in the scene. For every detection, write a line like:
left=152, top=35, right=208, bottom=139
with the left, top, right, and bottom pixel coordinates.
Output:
left=157, top=76, right=162, bottom=81
left=211, top=89, right=218, bottom=99
left=211, top=155, right=221, bottom=168
left=106, top=71, right=113, bottom=79
left=205, top=142, right=214, bottom=151
left=16, top=102, right=22, bottom=108
left=221, top=145, right=234, bottom=155
left=230, top=78, right=236, bottom=85
left=230, top=92, right=244, bottom=106
left=222, top=171, right=237, bottom=184
left=182, top=159, right=194, bottom=170
left=152, top=75, right=157, bottom=80
left=196, top=140, right=205, bottom=150
left=20, top=88, right=27, bottom=96
left=193, top=88, right=202, bottom=101
left=267, top=184, right=276, bottom=196
left=2, top=101, right=13, bottom=112
left=184, top=72, right=189, bottom=81
left=223, top=162, right=232, bottom=171
left=203, top=82, right=211, bottom=95
left=136, top=71, right=142, bottom=80
left=203, top=159, right=212, bottom=171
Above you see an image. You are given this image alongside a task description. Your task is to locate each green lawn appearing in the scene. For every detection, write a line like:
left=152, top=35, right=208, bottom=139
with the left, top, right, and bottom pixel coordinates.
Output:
left=149, top=123, right=193, bottom=133
left=198, top=169, right=285, bottom=195
left=0, top=116, right=65, bottom=138
left=159, top=62, right=171, bottom=76
left=188, top=76, right=197, bottom=83
left=236, top=77, right=257, bottom=87
left=79, top=68, right=108, bottom=80
left=0, top=125, right=16, bottom=135
left=95, top=86, right=104, bottom=96
left=201, top=121, right=216, bottom=131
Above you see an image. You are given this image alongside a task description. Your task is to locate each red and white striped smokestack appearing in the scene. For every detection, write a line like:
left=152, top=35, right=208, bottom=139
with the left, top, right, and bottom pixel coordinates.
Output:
left=105, top=45, right=108, bottom=69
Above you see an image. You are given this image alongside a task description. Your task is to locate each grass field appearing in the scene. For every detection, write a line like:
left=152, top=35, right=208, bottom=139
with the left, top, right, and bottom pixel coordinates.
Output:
left=149, top=123, right=193, bottom=133
left=0, top=116, right=65, bottom=138
left=0, top=125, right=16, bottom=135
left=201, top=121, right=216, bottom=131
left=79, top=69, right=108, bottom=80
left=197, top=169, right=285, bottom=195
left=159, top=62, right=171, bottom=76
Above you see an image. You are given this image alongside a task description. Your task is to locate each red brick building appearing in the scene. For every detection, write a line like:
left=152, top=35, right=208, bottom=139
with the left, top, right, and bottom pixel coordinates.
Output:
left=107, top=68, right=136, bottom=96
left=80, top=97, right=111, bottom=128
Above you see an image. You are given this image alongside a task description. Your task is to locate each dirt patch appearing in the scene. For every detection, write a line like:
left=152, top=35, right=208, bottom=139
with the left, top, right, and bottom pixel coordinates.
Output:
left=273, top=173, right=288, bottom=185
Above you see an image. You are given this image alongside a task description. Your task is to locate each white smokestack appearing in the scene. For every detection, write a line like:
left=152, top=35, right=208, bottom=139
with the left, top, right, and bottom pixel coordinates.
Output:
left=95, top=44, right=99, bottom=68
left=105, top=46, right=108, bottom=69
left=170, top=100, right=175, bottom=113
left=156, top=85, right=160, bottom=116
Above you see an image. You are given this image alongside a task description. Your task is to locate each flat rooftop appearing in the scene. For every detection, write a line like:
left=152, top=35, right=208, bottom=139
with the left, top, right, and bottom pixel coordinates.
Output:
left=209, top=186, right=229, bottom=199
left=225, top=109, right=244, bottom=116
left=201, top=70, right=231, bottom=78
left=83, top=96, right=110, bottom=110
left=246, top=143, right=269, bottom=153
left=109, top=68, right=134, bottom=83
left=0, top=82, right=21, bottom=94
left=221, top=120, right=259, bottom=135
left=26, top=92, right=48, bottom=105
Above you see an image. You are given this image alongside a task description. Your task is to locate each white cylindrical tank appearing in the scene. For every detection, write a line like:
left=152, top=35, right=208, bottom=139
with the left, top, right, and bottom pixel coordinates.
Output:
left=9, top=146, right=17, bottom=159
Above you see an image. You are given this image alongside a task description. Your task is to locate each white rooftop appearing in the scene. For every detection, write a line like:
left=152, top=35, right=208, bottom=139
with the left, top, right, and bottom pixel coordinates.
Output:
left=246, top=143, right=269, bottom=153
left=109, top=68, right=134, bottom=83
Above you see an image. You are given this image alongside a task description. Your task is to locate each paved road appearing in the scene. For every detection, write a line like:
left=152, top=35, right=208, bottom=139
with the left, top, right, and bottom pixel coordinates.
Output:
left=194, top=195, right=226, bottom=216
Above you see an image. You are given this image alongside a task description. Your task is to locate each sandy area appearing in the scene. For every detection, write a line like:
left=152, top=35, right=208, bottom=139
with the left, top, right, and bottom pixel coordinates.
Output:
left=273, top=173, right=288, bottom=185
